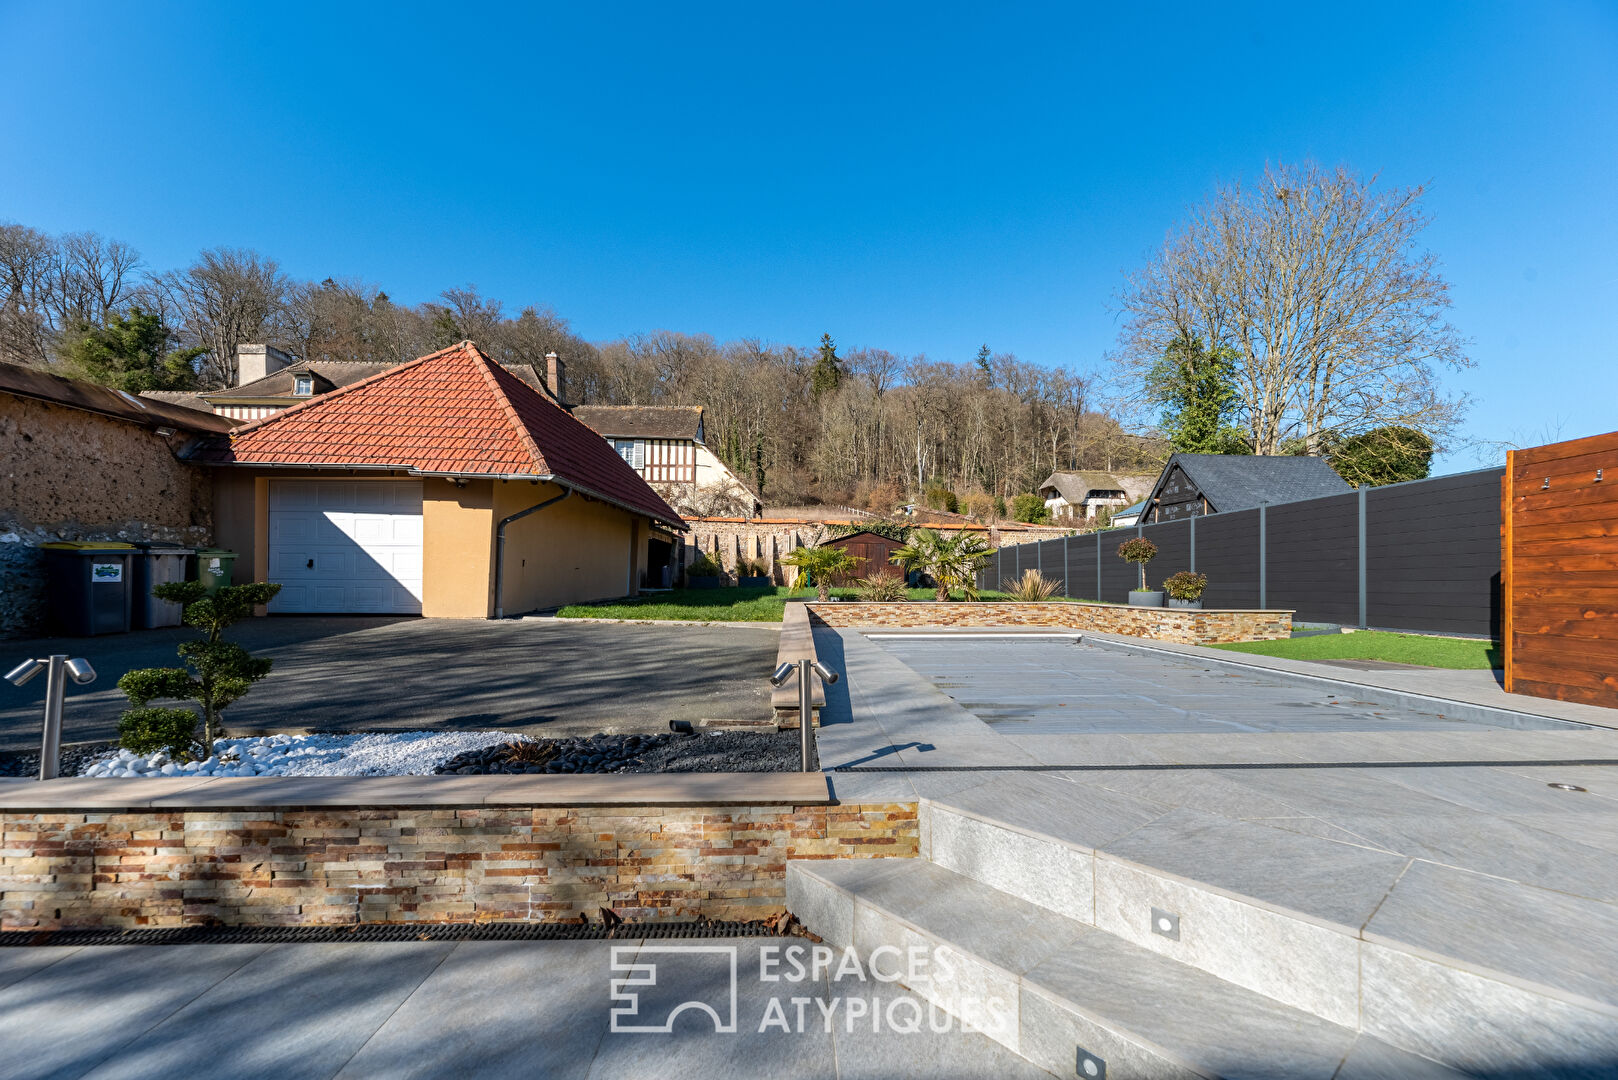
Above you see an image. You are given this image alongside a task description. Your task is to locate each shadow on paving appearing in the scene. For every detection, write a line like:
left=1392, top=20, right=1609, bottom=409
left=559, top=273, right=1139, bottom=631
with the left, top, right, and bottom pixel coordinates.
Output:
left=0, top=617, right=777, bottom=751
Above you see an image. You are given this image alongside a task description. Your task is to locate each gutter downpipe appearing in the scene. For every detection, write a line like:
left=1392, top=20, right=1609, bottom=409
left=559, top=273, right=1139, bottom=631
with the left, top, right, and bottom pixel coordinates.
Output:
left=492, top=488, right=572, bottom=619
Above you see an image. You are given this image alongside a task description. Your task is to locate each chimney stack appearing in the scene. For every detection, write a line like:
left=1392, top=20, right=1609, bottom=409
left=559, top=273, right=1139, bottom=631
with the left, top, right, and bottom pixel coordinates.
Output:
left=236, top=344, right=294, bottom=387
left=544, top=351, right=566, bottom=403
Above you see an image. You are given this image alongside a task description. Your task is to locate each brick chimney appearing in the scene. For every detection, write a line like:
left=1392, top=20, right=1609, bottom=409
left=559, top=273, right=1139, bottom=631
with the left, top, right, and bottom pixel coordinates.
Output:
left=236, top=344, right=294, bottom=386
left=544, top=351, right=566, bottom=403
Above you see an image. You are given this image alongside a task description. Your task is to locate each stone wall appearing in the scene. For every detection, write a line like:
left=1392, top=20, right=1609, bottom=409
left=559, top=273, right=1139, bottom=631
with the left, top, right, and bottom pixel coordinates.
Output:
left=0, top=801, right=917, bottom=929
left=1, top=394, right=213, bottom=638
left=805, top=601, right=1292, bottom=645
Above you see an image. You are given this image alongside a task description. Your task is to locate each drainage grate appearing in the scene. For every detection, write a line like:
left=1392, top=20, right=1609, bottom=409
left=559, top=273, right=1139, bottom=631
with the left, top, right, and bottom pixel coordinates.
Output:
left=1, top=920, right=783, bottom=948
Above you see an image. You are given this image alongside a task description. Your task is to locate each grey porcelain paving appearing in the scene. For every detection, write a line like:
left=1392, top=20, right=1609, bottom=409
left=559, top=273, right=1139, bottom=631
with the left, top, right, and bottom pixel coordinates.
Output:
left=0, top=944, right=268, bottom=1080
left=1364, top=860, right=1618, bottom=1010
left=1020, top=925, right=1357, bottom=1080
left=1096, top=807, right=1410, bottom=932
left=0, top=942, right=78, bottom=992
left=928, top=770, right=1168, bottom=851
left=83, top=942, right=455, bottom=1080
left=333, top=940, right=620, bottom=1080
left=1354, top=764, right=1618, bottom=819
left=1332, top=1034, right=1473, bottom=1080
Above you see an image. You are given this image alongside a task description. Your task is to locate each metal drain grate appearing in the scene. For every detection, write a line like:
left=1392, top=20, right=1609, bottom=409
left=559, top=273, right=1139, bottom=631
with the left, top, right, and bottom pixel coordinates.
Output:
left=1, top=920, right=782, bottom=948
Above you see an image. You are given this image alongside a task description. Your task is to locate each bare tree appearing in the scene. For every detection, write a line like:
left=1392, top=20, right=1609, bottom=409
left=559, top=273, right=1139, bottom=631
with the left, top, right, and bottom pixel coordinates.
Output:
left=47, top=232, right=142, bottom=331
left=152, top=248, right=289, bottom=385
left=1113, top=161, right=1471, bottom=455
left=0, top=223, right=56, bottom=365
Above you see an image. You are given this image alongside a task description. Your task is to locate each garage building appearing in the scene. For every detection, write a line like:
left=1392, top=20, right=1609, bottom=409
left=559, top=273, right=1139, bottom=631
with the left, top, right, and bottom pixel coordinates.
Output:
left=199, top=342, right=684, bottom=617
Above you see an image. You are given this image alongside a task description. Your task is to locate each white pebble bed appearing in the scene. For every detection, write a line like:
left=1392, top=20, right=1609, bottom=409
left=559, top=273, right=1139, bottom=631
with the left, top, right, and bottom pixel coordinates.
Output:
left=79, top=731, right=527, bottom=779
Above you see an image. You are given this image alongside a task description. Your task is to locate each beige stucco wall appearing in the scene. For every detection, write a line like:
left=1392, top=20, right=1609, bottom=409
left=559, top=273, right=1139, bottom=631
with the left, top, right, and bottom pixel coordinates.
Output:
left=423, top=478, right=494, bottom=618
left=494, top=480, right=644, bottom=615
left=1, top=393, right=214, bottom=637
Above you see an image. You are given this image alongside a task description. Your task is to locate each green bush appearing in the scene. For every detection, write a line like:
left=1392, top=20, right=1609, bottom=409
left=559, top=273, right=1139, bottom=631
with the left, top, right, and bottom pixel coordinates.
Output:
left=687, top=553, right=724, bottom=577
left=1010, top=493, right=1050, bottom=523
left=1010, top=569, right=1059, bottom=601
left=855, top=571, right=909, bottom=602
left=117, top=707, right=201, bottom=758
left=1162, top=570, right=1208, bottom=600
left=924, top=485, right=959, bottom=513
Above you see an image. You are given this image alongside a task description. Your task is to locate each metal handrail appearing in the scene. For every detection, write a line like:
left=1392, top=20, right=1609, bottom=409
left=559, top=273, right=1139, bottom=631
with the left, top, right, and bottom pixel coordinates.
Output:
left=771, top=659, right=839, bottom=771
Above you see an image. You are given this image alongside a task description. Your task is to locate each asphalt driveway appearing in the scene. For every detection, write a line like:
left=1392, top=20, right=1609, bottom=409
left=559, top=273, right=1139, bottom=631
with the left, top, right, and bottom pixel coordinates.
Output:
left=0, top=617, right=778, bottom=751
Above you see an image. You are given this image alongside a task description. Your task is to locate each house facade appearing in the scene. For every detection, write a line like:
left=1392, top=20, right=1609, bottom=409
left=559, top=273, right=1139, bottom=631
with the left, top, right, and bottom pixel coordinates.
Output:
left=569, top=406, right=761, bottom=518
left=1038, top=471, right=1156, bottom=522
left=198, top=343, right=684, bottom=617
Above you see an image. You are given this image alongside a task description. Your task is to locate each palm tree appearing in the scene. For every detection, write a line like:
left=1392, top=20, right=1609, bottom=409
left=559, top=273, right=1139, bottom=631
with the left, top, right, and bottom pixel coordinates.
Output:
left=780, top=545, right=859, bottom=602
left=890, top=529, right=992, bottom=602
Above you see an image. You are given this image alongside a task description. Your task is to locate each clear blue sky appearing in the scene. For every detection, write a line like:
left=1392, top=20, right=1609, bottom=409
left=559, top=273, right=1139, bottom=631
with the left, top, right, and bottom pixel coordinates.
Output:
left=3, top=1, right=1614, bottom=473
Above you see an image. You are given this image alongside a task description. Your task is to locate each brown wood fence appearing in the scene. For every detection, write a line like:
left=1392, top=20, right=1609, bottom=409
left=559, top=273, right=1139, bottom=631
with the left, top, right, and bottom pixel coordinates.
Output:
left=1503, top=431, right=1618, bottom=708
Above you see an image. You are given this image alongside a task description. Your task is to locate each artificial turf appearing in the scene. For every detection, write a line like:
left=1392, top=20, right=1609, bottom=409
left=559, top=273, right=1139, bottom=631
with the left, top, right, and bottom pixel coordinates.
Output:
left=1207, top=630, right=1502, bottom=670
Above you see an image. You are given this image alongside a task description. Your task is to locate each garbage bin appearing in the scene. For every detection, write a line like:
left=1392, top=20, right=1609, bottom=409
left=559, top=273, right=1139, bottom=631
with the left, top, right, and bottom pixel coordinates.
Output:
left=132, top=543, right=195, bottom=628
left=41, top=542, right=137, bottom=636
left=194, top=548, right=238, bottom=595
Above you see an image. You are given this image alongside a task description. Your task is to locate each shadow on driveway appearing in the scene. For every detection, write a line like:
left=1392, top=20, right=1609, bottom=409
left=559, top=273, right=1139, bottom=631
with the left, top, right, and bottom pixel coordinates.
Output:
left=0, top=616, right=778, bottom=751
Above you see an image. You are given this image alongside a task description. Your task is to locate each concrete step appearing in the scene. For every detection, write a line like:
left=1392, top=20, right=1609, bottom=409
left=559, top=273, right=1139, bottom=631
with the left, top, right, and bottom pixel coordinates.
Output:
left=918, top=775, right=1618, bottom=1073
left=787, top=857, right=1465, bottom=1079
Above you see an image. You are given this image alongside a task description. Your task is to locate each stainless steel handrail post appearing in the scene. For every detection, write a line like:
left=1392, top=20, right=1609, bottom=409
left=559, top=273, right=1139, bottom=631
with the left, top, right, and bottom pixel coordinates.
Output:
left=40, top=654, right=66, bottom=781
left=799, top=658, right=814, bottom=772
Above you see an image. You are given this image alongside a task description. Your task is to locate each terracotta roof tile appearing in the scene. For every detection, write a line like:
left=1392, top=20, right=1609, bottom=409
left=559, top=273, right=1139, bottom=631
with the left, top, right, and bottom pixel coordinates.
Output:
left=196, top=342, right=682, bottom=527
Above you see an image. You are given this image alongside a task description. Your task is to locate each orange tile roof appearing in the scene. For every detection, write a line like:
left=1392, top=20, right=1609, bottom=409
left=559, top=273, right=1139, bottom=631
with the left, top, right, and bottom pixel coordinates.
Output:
left=197, top=342, right=683, bottom=527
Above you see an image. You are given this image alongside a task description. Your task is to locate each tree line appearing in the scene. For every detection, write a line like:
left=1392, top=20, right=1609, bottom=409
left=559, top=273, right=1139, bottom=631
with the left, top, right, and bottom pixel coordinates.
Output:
left=0, top=221, right=1159, bottom=509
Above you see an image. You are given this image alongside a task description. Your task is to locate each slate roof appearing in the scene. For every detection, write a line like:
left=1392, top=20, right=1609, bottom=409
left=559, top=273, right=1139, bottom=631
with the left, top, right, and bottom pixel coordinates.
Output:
left=1150, top=453, right=1352, bottom=513
left=191, top=342, right=683, bottom=527
left=0, top=361, right=236, bottom=434
left=570, top=405, right=704, bottom=441
left=138, top=389, right=225, bottom=416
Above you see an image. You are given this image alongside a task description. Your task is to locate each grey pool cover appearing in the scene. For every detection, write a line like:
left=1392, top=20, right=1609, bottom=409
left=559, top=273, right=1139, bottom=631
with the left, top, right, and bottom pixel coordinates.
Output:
left=871, top=636, right=1546, bottom=736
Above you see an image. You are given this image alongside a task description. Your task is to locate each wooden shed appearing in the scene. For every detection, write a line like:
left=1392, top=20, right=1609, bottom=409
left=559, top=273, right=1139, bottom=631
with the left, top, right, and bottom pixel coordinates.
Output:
left=1502, top=430, right=1618, bottom=708
left=820, top=530, right=905, bottom=585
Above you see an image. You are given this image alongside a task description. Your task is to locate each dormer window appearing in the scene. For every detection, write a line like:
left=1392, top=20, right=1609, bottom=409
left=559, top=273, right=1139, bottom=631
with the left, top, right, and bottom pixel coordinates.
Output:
left=293, top=375, right=314, bottom=396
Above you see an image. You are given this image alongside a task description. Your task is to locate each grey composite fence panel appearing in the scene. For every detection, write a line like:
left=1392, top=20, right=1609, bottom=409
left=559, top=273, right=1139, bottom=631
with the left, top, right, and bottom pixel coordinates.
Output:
left=1192, top=508, right=1262, bottom=609
left=1070, top=532, right=1101, bottom=599
left=1099, top=530, right=1147, bottom=602
left=1034, top=538, right=1065, bottom=595
left=1264, top=493, right=1360, bottom=625
left=1366, top=468, right=1503, bottom=636
left=1137, top=519, right=1192, bottom=598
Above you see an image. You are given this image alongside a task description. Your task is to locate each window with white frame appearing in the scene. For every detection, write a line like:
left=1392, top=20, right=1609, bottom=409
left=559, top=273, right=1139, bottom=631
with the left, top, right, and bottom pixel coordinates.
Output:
left=614, top=439, right=644, bottom=470
left=293, top=374, right=314, bottom=396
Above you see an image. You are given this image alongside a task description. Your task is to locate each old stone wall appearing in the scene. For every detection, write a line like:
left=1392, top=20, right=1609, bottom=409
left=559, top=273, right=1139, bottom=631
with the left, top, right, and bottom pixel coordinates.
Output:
left=805, top=601, right=1292, bottom=645
left=0, top=394, right=213, bottom=638
left=0, top=801, right=917, bottom=928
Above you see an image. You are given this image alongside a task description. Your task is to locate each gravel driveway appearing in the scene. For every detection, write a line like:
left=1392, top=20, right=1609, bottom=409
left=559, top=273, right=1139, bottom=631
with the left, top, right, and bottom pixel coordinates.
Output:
left=0, top=616, right=778, bottom=752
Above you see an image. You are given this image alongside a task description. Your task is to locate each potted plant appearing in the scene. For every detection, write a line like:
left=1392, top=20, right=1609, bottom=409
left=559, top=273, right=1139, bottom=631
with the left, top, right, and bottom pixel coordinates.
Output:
left=736, top=557, right=771, bottom=588
left=686, top=553, right=725, bottom=589
left=1117, top=537, right=1162, bottom=606
left=1162, top=570, right=1208, bottom=609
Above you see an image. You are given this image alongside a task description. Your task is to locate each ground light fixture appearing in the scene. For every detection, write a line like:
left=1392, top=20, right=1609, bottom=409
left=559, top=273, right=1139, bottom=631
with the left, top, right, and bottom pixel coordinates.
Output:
left=1548, top=782, right=1589, bottom=792
left=6, top=653, right=96, bottom=781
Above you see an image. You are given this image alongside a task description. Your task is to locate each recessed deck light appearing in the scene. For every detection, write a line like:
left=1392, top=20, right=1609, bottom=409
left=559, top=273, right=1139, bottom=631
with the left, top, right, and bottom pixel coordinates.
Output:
left=1548, top=782, right=1588, bottom=792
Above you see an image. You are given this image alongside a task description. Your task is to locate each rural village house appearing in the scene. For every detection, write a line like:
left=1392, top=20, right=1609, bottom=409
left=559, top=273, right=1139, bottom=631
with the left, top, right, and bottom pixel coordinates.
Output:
left=1038, top=470, right=1156, bottom=522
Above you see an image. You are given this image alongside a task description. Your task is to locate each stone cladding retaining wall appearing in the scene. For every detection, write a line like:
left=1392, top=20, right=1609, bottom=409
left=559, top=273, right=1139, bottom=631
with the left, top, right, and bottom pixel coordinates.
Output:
left=806, top=601, right=1292, bottom=645
left=0, top=802, right=916, bottom=929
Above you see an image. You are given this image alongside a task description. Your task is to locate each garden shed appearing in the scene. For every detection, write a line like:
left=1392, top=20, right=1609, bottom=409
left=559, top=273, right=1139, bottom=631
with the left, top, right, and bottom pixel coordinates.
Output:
left=819, top=530, right=904, bottom=585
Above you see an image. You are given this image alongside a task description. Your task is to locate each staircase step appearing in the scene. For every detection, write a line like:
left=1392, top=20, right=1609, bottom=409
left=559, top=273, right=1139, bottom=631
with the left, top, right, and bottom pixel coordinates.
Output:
left=787, top=857, right=1415, bottom=1079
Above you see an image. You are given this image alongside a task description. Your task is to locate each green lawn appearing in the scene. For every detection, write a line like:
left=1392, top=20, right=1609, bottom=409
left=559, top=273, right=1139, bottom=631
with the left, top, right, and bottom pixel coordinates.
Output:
left=554, top=585, right=1017, bottom=621
left=1208, top=631, right=1503, bottom=670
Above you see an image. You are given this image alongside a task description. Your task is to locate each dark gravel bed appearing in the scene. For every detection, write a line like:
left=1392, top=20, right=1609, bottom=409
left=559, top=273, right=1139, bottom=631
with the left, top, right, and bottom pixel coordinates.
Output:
left=435, top=730, right=813, bottom=775
left=0, top=741, right=117, bottom=779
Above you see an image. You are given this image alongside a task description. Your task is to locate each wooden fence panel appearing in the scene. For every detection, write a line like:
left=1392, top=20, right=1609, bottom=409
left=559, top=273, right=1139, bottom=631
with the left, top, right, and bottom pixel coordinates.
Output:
left=1505, top=431, right=1618, bottom=708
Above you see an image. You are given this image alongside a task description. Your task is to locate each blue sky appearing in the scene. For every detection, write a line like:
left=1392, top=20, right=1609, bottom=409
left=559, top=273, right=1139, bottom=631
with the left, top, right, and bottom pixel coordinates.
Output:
left=2, top=1, right=1614, bottom=473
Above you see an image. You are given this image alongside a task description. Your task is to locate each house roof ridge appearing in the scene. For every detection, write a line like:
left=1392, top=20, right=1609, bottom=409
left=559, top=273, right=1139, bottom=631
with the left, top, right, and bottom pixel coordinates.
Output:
left=469, top=346, right=549, bottom=475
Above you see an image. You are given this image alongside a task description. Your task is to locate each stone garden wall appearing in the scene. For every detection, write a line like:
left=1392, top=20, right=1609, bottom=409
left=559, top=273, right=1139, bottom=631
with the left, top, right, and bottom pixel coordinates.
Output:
left=806, top=601, right=1292, bottom=645
left=0, top=801, right=917, bottom=929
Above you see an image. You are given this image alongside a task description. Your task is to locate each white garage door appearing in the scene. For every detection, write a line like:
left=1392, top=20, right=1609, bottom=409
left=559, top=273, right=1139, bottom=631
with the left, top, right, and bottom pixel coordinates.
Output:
left=268, top=480, right=424, bottom=614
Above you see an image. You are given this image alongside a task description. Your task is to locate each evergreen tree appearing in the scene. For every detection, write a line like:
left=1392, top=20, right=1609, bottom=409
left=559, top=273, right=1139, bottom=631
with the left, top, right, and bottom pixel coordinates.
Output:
left=1147, top=331, right=1249, bottom=454
left=61, top=308, right=202, bottom=393
left=1328, top=426, right=1434, bottom=487
left=811, top=333, right=842, bottom=396
left=975, top=344, right=993, bottom=386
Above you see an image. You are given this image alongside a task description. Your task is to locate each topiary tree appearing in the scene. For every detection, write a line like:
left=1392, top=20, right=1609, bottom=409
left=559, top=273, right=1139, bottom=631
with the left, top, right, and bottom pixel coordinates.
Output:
left=1116, top=537, right=1159, bottom=592
left=117, top=580, right=282, bottom=759
left=780, top=545, right=859, bottom=602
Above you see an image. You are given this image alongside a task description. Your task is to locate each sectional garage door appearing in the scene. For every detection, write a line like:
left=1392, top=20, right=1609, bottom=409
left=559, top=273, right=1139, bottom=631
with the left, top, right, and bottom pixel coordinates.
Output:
left=267, top=480, right=424, bottom=614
